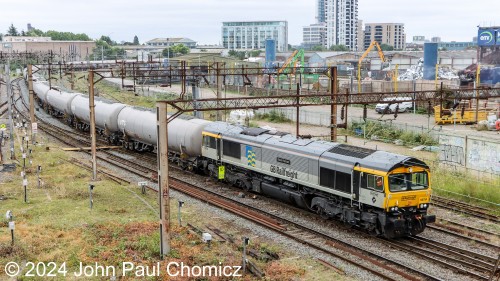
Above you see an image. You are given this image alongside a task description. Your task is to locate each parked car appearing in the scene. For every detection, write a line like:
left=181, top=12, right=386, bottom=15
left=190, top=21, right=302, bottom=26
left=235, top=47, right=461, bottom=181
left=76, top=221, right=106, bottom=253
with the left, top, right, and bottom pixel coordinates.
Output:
left=375, top=97, right=413, bottom=114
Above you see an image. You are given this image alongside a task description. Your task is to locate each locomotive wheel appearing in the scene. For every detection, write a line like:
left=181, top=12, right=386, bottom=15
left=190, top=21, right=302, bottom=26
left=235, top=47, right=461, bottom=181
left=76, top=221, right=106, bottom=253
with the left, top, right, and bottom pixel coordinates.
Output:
left=315, top=206, right=329, bottom=220
left=410, top=218, right=425, bottom=236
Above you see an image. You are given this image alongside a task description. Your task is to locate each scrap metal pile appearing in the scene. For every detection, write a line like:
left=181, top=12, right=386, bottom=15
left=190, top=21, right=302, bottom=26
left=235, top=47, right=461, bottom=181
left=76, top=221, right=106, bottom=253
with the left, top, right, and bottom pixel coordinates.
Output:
left=398, top=58, right=459, bottom=81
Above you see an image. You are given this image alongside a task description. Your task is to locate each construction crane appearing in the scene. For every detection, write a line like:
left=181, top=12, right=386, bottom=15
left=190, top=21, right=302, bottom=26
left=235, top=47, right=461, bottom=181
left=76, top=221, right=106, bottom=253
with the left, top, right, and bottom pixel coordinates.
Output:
left=278, top=49, right=305, bottom=75
left=357, top=41, right=388, bottom=93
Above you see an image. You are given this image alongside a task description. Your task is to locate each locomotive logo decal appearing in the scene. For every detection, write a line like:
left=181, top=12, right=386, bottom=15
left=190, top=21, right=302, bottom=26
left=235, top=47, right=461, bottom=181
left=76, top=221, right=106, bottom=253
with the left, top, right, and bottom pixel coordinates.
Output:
left=270, top=165, right=298, bottom=180
left=246, top=146, right=256, bottom=167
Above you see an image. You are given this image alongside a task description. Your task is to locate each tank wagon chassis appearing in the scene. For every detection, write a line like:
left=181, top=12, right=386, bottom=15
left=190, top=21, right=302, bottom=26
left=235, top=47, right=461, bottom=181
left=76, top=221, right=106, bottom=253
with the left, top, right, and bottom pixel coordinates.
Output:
left=30, top=73, right=435, bottom=239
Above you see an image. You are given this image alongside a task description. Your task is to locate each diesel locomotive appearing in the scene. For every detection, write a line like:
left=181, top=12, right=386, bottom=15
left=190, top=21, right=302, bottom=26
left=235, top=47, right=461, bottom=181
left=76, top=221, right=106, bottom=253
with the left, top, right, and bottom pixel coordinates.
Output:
left=30, top=72, right=435, bottom=238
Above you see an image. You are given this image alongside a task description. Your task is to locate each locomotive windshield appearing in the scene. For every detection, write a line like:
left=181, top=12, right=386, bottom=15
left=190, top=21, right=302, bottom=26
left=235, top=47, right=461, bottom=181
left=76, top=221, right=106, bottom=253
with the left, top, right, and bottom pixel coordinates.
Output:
left=389, top=172, right=429, bottom=192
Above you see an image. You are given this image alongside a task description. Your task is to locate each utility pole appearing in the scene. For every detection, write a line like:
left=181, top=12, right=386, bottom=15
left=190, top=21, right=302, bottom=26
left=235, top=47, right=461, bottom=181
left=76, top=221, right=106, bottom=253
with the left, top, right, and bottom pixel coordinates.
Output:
left=157, top=101, right=170, bottom=257
left=330, top=66, right=338, bottom=142
left=28, top=65, right=36, bottom=144
left=88, top=69, right=97, bottom=180
left=5, top=43, right=15, bottom=160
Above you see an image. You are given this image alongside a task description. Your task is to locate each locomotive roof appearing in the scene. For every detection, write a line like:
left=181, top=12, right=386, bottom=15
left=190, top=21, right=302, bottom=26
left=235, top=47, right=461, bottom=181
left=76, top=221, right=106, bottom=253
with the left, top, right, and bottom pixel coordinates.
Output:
left=204, top=122, right=429, bottom=172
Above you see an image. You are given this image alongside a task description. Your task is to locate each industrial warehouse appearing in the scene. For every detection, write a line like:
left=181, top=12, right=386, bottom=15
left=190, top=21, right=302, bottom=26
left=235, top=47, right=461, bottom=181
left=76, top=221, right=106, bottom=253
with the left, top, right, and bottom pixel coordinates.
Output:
left=0, top=1, right=499, bottom=280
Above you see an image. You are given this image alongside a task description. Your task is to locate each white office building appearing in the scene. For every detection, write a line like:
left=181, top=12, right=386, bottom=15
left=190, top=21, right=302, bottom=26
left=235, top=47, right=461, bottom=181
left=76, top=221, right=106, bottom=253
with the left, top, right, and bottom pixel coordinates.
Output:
left=221, top=21, right=288, bottom=52
left=303, top=23, right=327, bottom=49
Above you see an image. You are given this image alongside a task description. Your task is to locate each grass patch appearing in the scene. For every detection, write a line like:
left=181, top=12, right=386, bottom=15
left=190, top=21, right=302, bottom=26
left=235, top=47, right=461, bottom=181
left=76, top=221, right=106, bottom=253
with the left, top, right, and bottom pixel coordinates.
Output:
left=430, top=166, right=500, bottom=216
left=349, top=120, right=438, bottom=146
left=254, top=110, right=291, bottom=123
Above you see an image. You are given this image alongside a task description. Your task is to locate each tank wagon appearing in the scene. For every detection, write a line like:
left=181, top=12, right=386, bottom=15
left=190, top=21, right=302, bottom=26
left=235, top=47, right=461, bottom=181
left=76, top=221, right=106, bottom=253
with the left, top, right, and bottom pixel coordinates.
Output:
left=30, top=74, right=435, bottom=238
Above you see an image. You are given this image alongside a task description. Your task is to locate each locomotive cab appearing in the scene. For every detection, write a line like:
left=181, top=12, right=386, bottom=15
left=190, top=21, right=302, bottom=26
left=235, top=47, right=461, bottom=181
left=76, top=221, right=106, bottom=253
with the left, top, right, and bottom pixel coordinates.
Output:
left=383, top=166, right=435, bottom=238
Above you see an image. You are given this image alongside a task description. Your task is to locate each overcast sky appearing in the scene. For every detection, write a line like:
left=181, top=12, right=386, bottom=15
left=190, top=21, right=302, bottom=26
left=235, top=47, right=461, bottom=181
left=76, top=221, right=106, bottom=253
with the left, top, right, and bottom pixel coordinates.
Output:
left=0, top=0, right=498, bottom=45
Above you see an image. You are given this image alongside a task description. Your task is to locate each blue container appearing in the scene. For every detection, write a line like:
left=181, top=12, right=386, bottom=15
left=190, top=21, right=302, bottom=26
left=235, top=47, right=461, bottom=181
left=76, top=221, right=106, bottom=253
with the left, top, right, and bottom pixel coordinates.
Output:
left=265, top=39, right=276, bottom=69
left=480, top=66, right=500, bottom=86
left=423, top=43, right=438, bottom=80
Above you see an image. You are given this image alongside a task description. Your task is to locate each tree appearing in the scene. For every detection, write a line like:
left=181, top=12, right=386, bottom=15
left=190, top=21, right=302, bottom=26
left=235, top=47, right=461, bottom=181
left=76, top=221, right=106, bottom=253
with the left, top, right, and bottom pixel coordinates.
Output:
left=26, top=28, right=44, bottom=37
left=228, top=50, right=247, bottom=60
left=99, top=35, right=115, bottom=46
left=6, top=24, right=19, bottom=36
left=44, top=30, right=91, bottom=41
left=133, top=35, right=139, bottom=45
left=249, top=50, right=261, bottom=57
left=329, top=45, right=349, bottom=51
left=162, top=44, right=190, bottom=58
left=380, top=44, right=394, bottom=51
left=171, top=44, right=190, bottom=56
left=312, top=45, right=326, bottom=51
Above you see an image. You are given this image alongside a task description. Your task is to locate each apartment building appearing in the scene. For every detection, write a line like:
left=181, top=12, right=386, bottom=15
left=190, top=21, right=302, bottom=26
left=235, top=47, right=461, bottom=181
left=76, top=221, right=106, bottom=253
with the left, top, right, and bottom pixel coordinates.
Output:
left=363, top=23, right=405, bottom=50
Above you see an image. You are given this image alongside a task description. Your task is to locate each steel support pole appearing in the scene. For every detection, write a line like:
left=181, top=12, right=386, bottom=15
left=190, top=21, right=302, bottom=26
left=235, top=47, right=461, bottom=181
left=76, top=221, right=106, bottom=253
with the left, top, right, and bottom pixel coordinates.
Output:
left=216, top=63, right=222, bottom=121
left=296, top=82, right=300, bottom=137
left=88, top=70, right=97, bottom=180
left=330, top=67, right=338, bottom=142
left=6, top=55, right=15, bottom=160
left=28, top=65, right=36, bottom=144
left=344, top=88, right=349, bottom=129
left=157, top=101, right=170, bottom=257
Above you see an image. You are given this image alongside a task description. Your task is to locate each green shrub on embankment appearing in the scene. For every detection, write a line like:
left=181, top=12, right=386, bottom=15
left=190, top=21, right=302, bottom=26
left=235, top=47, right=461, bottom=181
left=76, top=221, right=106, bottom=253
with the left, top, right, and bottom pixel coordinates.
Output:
left=349, top=120, right=437, bottom=146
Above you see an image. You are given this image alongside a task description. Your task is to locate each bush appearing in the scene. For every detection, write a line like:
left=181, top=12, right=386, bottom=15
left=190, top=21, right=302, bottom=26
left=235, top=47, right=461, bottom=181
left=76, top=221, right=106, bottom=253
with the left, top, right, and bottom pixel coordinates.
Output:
left=255, top=110, right=291, bottom=123
left=349, top=120, right=438, bottom=146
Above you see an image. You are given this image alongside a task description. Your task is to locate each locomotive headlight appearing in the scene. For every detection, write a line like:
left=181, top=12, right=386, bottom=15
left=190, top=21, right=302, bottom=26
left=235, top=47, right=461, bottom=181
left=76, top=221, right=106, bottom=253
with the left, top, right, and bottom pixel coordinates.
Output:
left=390, top=206, right=399, bottom=212
left=419, top=203, right=428, bottom=209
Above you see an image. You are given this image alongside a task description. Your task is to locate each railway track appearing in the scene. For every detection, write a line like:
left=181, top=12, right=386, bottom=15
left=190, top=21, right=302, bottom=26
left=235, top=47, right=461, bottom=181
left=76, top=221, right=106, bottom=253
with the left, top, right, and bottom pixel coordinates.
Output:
left=387, top=236, right=500, bottom=280
left=0, top=101, right=8, bottom=117
left=432, top=195, right=500, bottom=223
left=426, top=223, right=500, bottom=250
left=10, top=82, right=435, bottom=281
left=12, top=78, right=500, bottom=280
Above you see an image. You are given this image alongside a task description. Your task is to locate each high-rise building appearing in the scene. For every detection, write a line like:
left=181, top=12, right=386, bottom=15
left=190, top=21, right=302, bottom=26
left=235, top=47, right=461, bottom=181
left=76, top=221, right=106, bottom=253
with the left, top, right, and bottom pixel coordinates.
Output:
left=363, top=23, right=405, bottom=50
left=316, top=0, right=326, bottom=23
left=316, top=0, right=359, bottom=51
left=302, top=23, right=327, bottom=49
left=221, top=21, right=288, bottom=52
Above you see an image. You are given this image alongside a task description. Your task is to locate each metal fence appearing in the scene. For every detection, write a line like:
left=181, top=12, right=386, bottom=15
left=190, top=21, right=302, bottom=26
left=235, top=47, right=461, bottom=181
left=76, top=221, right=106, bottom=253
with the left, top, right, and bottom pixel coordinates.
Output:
left=255, top=107, right=441, bottom=137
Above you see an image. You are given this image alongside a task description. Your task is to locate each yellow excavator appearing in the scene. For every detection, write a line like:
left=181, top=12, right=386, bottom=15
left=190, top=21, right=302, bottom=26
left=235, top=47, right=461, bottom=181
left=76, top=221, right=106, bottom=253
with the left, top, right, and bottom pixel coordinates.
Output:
left=357, top=41, right=388, bottom=93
